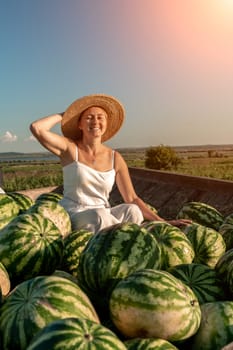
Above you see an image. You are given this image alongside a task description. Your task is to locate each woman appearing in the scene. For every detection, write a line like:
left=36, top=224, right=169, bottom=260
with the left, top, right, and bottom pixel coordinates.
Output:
left=30, top=94, right=190, bottom=233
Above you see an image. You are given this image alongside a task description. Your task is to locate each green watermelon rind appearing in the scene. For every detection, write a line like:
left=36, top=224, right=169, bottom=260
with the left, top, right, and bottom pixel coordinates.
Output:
left=0, top=261, right=11, bottom=297
left=142, top=221, right=195, bottom=270
left=168, top=263, right=226, bottom=304
left=62, top=229, right=94, bottom=277
left=77, top=222, right=162, bottom=300
left=190, top=301, right=233, bottom=350
left=183, top=223, right=226, bottom=268
left=27, top=317, right=126, bottom=350
left=0, top=213, right=64, bottom=285
left=124, top=337, right=179, bottom=349
left=7, top=192, right=34, bottom=213
left=0, top=194, right=20, bottom=229
left=176, top=201, right=224, bottom=230
left=109, top=268, right=201, bottom=342
left=0, top=275, right=99, bottom=350
left=27, top=200, right=71, bottom=238
left=36, top=192, right=63, bottom=203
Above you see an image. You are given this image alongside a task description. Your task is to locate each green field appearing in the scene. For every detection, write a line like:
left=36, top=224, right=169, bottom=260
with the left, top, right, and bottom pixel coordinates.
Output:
left=1, top=145, right=233, bottom=191
left=0, top=161, right=63, bottom=192
left=121, top=146, right=233, bottom=181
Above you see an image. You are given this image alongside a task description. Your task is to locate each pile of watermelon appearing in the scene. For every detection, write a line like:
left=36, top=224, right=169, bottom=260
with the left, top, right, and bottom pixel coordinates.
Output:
left=1, top=192, right=233, bottom=349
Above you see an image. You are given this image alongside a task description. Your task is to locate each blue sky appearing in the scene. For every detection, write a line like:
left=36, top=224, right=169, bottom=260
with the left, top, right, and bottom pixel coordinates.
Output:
left=1, top=0, right=233, bottom=152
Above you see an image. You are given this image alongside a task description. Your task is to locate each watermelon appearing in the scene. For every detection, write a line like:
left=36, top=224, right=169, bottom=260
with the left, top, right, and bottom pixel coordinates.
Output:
left=27, top=200, right=71, bottom=238
left=142, top=221, right=195, bottom=270
left=0, top=212, right=63, bottom=286
left=215, top=248, right=233, bottom=297
left=36, top=192, right=63, bottom=203
left=124, top=337, right=179, bottom=349
left=77, top=222, right=161, bottom=318
left=52, top=269, right=78, bottom=285
left=62, top=229, right=94, bottom=277
left=109, top=268, right=201, bottom=342
left=0, top=193, right=19, bottom=229
left=0, top=261, right=11, bottom=298
left=219, top=213, right=233, bottom=251
left=168, top=263, right=226, bottom=304
left=7, top=191, right=34, bottom=213
left=176, top=201, right=224, bottom=231
left=183, top=223, right=226, bottom=268
left=0, top=275, right=99, bottom=350
left=215, top=248, right=233, bottom=289
left=189, top=301, right=233, bottom=350
left=226, top=260, right=233, bottom=298
left=27, top=317, right=127, bottom=350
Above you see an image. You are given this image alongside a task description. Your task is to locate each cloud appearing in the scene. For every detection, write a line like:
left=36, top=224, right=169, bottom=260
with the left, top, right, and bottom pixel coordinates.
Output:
left=24, top=135, right=36, bottom=142
left=0, top=131, right=18, bottom=143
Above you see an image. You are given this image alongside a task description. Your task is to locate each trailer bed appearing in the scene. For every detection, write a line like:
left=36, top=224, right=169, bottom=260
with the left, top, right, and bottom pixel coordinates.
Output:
left=19, top=167, right=233, bottom=219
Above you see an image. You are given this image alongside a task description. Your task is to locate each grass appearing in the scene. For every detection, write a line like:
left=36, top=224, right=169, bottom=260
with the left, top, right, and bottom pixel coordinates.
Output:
left=172, top=157, right=233, bottom=180
left=1, top=147, right=233, bottom=191
left=0, top=161, right=63, bottom=192
left=121, top=149, right=233, bottom=181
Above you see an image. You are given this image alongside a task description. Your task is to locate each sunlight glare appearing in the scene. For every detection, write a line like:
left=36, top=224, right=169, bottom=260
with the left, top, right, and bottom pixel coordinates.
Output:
left=213, top=0, right=233, bottom=12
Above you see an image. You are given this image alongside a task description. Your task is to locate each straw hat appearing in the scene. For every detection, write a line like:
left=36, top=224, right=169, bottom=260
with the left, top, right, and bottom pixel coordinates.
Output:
left=61, top=94, right=125, bottom=142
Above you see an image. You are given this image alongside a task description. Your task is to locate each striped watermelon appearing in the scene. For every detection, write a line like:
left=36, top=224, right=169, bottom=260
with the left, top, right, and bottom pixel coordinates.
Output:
left=183, top=223, right=226, bottom=268
left=52, top=269, right=78, bottom=285
left=109, top=268, right=201, bottom=342
left=0, top=275, right=99, bottom=350
left=7, top=191, right=34, bottom=213
left=36, top=192, right=63, bottom=203
left=27, top=317, right=127, bottom=350
left=215, top=248, right=233, bottom=297
left=77, top=222, right=161, bottom=317
left=124, top=337, right=179, bottom=349
left=176, top=201, right=224, bottom=231
left=0, top=193, right=19, bottom=229
left=62, top=229, right=94, bottom=277
left=189, top=301, right=233, bottom=350
left=168, top=263, right=226, bottom=304
left=142, top=221, right=195, bottom=270
left=219, top=213, right=233, bottom=251
left=0, top=213, right=63, bottom=286
left=0, top=261, right=11, bottom=298
left=27, top=200, right=71, bottom=238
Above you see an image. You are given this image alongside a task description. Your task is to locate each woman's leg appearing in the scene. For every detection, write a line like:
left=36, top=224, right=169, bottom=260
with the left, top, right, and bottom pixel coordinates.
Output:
left=69, top=204, right=143, bottom=233
left=70, top=208, right=120, bottom=233
left=111, top=203, right=144, bottom=225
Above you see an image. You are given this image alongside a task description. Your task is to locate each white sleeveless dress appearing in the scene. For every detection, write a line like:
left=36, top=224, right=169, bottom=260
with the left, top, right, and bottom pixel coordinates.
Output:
left=59, top=146, right=144, bottom=233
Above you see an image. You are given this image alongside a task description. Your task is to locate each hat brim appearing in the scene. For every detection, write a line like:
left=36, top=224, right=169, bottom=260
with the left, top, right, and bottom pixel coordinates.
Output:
left=61, top=94, right=125, bottom=142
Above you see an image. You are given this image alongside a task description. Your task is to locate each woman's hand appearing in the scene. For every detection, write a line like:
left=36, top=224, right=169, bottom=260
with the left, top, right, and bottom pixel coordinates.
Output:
left=167, top=219, right=193, bottom=228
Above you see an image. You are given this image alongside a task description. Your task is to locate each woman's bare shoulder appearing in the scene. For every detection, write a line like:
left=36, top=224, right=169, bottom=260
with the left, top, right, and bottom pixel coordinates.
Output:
left=114, top=150, right=124, bottom=160
left=114, top=150, right=128, bottom=171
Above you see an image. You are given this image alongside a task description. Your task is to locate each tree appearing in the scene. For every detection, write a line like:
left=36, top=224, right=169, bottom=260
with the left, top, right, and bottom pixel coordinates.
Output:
left=145, top=145, right=182, bottom=170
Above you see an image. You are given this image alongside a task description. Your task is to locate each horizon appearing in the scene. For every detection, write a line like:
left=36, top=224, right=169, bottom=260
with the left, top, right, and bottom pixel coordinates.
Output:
left=1, top=142, right=233, bottom=155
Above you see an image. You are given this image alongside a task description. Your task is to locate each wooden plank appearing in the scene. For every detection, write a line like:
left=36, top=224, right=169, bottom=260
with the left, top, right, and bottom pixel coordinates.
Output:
left=11, top=167, right=233, bottom=218
left=110, top=168, right=233, bottom=218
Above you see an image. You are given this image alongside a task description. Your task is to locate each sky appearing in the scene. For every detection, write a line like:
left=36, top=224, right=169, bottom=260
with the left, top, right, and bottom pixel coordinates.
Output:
left=1, top=0, right=233, bottom=153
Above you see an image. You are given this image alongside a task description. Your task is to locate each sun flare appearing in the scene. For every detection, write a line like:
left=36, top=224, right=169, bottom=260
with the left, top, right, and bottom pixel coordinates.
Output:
left=212, top=0, right=233, bottom=12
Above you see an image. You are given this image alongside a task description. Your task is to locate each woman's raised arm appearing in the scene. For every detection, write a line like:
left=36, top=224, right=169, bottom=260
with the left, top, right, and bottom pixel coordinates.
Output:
left=30, top=113, right=68, bottom=157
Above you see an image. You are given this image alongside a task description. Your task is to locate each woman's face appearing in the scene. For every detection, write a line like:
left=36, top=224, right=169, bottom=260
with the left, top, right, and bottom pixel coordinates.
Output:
left=78, top=106, right=108, bottom=139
